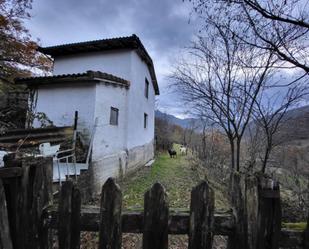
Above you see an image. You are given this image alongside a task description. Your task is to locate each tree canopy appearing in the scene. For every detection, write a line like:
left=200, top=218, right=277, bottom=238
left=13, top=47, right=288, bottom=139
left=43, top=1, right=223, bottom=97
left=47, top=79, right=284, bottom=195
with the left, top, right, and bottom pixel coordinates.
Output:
left=0, top=0, right=51, bottom=82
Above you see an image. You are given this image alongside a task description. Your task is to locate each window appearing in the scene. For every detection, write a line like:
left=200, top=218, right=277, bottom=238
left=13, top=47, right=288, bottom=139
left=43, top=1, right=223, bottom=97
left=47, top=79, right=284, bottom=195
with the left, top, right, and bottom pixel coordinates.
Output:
left=145, top=78, right=149, bottom=98
left=144, top=113, right=148, bottom=128
left=110, top=107, right=119, bottom=125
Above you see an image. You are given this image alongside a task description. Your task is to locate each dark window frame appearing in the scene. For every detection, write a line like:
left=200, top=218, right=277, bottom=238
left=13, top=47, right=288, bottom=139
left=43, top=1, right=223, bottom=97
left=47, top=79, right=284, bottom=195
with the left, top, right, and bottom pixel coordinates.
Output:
left=145, top=78, right=149, bottom=98
left=110, top=107, right=119, bottom=126
left=144, top=113, right=148, bottom=129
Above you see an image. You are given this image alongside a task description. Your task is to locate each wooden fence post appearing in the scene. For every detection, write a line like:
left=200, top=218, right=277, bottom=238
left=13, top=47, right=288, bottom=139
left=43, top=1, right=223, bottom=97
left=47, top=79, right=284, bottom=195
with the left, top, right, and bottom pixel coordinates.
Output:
left=143, top=182, right=169, bottom=249
left=257, top=177, right=281, bottom=249
left=0, top=178, right=13, bottom=249
left=71, top=187, right=81, bottom=249
left=245, top=176, right=259, bottom=249
left=98, top=177, right=122, bottom=249
left=58, top=180, right=73, bottom=249
left=58, top=180, right=81, bottom=249
left=29, top=157, right=53, bottom=249
left=227, top=172, right=247, bottom=249
left=2, top=156, right=53, bottom=249
left=303, top=212, right=309, bottom=249
left=188, top=181, right=214, bottom=249
left=2, top=155, right=22, bottom=249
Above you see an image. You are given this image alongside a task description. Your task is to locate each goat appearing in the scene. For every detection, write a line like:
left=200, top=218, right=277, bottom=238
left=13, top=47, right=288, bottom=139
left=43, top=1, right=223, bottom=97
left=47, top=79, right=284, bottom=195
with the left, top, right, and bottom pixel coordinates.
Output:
left=180, top=146, right=187, bottom=155
left=168, top=149, right=177, bottom=158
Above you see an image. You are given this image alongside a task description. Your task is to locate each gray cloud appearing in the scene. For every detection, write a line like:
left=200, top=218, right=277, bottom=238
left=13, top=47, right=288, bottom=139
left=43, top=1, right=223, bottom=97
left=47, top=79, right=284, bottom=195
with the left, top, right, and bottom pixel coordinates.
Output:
left=25, top=0, right=199, bottom=117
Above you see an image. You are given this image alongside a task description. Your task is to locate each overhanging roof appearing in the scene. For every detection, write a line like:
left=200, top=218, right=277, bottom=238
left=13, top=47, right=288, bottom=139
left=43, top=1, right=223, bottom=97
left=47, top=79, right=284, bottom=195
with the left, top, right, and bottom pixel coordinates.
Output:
left=15, top=70, right=130, bottom=87
left=38, top=34, right=159, bottom=95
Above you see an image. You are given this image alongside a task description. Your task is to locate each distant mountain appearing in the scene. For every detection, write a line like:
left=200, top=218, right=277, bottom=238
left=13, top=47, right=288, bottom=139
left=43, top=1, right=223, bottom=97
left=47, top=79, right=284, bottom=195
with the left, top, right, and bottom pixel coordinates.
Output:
left=155, top=110, right=204, bottom=130
left=156, top=104, right=309, bottom=139
left=246, top=104, right=309, bottom=143
left=278, top=104, right=309, bottom=142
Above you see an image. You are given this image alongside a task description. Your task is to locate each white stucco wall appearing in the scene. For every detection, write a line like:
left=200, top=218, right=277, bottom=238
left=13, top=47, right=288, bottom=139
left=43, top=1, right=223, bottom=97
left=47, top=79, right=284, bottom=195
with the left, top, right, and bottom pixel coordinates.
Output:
left=92, top=83, right=128, bottom=159
left=33, top=83, right=96, bottom=138
left=52, top=50, right=156, bottom=151
left=126, top=52, right=156, bottom=149
left=53, top=50, right=132, bottom=80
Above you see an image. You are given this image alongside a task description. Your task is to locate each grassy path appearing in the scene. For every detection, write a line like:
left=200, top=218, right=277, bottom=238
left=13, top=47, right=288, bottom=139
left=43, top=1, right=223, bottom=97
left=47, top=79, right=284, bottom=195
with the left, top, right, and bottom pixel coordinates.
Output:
left=121, top=145, right=201, bottom=209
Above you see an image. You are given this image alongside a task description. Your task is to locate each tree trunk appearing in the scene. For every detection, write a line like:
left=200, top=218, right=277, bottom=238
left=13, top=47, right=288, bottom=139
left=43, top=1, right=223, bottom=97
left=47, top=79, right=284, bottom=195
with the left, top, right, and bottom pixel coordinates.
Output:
left=236, top=139, right=241, bottom=172
left=230, top=140, right=235, bottom=170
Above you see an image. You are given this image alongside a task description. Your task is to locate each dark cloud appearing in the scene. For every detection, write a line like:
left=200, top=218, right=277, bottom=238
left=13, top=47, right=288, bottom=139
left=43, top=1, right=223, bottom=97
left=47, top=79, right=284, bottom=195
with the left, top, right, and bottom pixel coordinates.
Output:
left=25, top=0, right=200, bottom=117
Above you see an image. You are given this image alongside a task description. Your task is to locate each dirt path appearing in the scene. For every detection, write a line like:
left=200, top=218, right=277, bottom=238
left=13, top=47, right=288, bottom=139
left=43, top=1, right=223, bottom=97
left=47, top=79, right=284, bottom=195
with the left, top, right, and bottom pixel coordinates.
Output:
left=121, top=145, right=200, bottom=209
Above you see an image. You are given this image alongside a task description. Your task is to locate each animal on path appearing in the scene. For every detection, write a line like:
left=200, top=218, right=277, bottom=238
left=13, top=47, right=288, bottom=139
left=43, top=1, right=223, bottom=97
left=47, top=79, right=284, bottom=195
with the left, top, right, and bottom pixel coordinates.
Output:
left=180, top=146, right=187, bottom=155
left=168, top=149, right=177, bottom=158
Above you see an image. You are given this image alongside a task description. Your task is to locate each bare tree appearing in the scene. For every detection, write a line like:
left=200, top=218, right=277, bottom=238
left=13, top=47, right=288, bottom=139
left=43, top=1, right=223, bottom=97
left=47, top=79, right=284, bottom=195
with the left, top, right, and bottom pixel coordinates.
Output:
left=191, top=0, right=309, bottom=73
left=172, top=19, right=277, bottom=172
left=250, top=84, right=308, bottom=173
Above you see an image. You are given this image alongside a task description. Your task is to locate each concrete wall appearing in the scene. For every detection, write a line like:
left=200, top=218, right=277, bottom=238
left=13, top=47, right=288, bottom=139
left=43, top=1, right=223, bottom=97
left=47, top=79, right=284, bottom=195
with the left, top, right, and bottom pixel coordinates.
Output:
left=90, top=140, right=154, bottom=192
left=32, top=83, right=96, bottom=138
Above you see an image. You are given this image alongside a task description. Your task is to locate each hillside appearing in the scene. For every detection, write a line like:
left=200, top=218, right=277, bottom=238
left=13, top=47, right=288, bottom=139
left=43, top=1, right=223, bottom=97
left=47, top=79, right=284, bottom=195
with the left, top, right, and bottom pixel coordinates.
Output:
left=280, top=105, right=309, bottom=143
left=156, top=104, right=309, bottom=142
left=155, top=110, right=204, bottom=130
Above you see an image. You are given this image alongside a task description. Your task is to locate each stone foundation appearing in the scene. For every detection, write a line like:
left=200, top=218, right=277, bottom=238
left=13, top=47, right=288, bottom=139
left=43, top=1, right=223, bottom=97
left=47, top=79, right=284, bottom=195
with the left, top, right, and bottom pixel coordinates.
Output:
left=89, top=140, right=154, bottom=194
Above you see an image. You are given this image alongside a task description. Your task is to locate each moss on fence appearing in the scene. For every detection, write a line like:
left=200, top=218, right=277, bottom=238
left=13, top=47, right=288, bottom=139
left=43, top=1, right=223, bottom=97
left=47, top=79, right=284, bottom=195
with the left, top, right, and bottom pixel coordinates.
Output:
left=282, top=222, right=307, bottom=231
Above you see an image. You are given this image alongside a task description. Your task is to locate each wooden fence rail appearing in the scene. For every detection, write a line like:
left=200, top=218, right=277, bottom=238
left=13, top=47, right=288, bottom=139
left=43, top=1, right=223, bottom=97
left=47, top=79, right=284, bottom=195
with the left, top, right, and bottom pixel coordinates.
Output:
left=0, top=157, right=308, bottom=249
left=45, top=206, right=234, bottom=235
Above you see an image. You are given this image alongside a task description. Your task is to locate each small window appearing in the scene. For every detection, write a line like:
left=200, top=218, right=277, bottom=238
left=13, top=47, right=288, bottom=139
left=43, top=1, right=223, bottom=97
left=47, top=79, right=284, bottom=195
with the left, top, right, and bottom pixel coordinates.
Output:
left=145, top=78, right=149, bottom=98
left=144, top=113, right=148, bottom=128
left=110, top=107, right=119, bottom=125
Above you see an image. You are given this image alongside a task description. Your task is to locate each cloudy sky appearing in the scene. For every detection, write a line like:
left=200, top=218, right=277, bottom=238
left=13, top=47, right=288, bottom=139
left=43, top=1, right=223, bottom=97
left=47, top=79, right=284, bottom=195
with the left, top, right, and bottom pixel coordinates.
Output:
left=25, top=0, right=201, bottom=118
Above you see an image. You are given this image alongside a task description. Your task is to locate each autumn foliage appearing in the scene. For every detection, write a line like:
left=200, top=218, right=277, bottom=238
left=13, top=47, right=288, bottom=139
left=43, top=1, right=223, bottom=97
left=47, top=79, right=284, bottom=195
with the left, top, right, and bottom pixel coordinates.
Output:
left=0, top=0, right=51, bottom=81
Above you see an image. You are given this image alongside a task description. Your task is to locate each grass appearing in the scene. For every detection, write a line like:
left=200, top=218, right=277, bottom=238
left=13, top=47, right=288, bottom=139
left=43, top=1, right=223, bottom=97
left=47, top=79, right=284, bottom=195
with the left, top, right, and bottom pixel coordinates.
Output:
left=120, top=144, right=229, bottom=210
left=121, top=144, right=201, bottom=209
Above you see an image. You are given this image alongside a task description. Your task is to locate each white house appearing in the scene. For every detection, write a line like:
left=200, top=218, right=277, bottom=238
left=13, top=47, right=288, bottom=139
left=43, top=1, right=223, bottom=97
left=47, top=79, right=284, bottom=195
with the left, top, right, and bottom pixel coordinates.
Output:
left=16, top=35, right=159, bottom=192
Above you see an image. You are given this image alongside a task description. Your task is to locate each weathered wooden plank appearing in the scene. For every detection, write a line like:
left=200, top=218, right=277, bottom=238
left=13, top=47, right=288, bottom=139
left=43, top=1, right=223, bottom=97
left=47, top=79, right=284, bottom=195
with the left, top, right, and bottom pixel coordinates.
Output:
left=143, top=182, right=169, bottom=249
left=19, top=160, right=33, bottom=249
left=4, top=163, right=25, bottom=249
left=257, top=178, right=281, bottom=249
left=29, top=157, right=53, bottom=249
left=188, top=181, right=214, bottom=249
left=280, top=229, right=304, bottom=248
left=45, top=206, right=234, bottom=235
left=98, top=177, right=122, bottom=249
left=70, top=186, right=81, bottom=249
left=0, top=167, right=22, bottom=178
left=0, top=178, right=13, bottom=249
left=245, top=176, right=258, bottom=249
left=304, top=214, right=309, bottom=249
left=122, top=212, right=144, bottom=233
left=58, top=180, right=73, bottom=249
left=33, top=157, right=53, bottom=249
left=227, top=172, right=246, bottom=249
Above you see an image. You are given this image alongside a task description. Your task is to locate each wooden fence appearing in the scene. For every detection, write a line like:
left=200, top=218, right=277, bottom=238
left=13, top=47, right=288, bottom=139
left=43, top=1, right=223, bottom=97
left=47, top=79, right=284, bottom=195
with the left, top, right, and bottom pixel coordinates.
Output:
left=0, top=157, right=308, bottom=249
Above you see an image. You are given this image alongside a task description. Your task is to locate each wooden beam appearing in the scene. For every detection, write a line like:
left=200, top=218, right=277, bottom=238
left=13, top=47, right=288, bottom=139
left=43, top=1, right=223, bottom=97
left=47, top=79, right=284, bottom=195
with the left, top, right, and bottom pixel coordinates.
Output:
left=45, top=206, right=235, bottom=235
left=0, top=167, right=22, bottom=178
